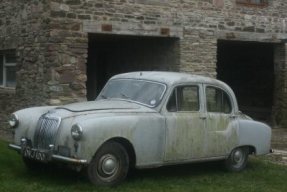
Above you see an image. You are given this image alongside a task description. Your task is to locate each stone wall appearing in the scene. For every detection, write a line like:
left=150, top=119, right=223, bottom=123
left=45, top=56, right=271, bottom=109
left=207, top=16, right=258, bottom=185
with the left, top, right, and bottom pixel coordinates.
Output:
left=0, top=89, right=15, bottom=130
left=48, top=0, right=287, bottom=77
left=0, top=0, right=51, bottom=137
left=1, top=0, right=287, bottom=130
left=273, top=43, right=287, bottom=127
left=0, top=0, right=22, bottom=133
left=47, top=0, right=287, bottom=127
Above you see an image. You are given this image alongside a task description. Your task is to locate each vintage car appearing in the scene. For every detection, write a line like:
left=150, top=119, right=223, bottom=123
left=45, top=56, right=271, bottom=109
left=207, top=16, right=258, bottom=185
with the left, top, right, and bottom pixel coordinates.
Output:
left=8, top=71, right=272, bottom=186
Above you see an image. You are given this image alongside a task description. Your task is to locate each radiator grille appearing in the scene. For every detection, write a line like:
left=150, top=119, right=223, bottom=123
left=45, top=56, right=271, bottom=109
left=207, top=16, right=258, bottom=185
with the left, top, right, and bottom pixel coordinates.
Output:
left=34, top=115, right=61, bottom=150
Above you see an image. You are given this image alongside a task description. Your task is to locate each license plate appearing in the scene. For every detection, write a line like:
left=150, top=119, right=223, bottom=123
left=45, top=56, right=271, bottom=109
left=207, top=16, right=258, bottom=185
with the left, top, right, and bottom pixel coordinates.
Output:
left=22, top=147, right=47, bottom=162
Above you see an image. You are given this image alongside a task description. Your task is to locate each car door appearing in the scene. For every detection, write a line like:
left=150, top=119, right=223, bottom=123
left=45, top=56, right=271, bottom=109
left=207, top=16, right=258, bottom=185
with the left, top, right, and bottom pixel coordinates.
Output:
left=203, top=85, right=239, bottom=157
left=164, top=84, right=207, bottom=161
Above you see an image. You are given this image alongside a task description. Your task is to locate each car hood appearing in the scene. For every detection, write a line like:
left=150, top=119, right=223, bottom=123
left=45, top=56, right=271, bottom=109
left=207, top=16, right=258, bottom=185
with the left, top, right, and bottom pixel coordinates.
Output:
left=49, top=99, right=157, bottom=119
left=12, top=100, right=158, bottom=144
left=56, top=99, right=147, bottom=112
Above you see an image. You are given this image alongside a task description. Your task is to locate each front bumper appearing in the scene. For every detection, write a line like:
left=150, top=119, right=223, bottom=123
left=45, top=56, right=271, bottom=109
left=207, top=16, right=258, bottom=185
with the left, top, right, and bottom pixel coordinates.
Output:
left=9, top=143, right=88, bottom=165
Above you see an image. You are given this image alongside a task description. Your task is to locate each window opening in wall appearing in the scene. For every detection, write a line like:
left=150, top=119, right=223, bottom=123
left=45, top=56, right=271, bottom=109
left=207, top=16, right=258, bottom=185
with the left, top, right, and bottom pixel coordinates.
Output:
left=236, top=0, right=268, bottom=6
left=0, top=50, right=16, bottom=88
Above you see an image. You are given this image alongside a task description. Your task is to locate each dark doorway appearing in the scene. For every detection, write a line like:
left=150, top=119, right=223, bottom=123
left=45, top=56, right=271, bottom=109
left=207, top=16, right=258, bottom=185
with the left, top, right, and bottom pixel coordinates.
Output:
left=217, top=40, right=274, bottom=123
left=86, top=34, right=179, bottom=100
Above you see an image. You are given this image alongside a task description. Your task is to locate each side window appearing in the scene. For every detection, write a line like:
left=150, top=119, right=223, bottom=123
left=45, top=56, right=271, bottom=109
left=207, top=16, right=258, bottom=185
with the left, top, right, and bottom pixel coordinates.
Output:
left=167, top=86, right=199, bottom=112
left=0, top=50, right=17, bottom=88
left=167, top=89, right=177, bottom=112
left=206, top=87, right=232, bottom=114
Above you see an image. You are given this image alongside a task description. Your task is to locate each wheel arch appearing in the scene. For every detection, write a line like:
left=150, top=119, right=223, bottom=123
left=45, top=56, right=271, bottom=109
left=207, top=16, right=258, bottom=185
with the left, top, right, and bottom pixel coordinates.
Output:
left=229, top=145, right=256, bottom=155
left=237, top=119, right=271, bottom=155
left=225, top=145, right=249, bottom=172
left=100, top=137, right=136, bottom=168
left=247, top=145, right=256, bottom=155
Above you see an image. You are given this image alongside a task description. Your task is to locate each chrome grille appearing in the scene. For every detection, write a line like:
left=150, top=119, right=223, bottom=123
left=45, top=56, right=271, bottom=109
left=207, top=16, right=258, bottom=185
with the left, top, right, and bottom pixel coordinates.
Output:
left=34, top=115, right=61, bottom=150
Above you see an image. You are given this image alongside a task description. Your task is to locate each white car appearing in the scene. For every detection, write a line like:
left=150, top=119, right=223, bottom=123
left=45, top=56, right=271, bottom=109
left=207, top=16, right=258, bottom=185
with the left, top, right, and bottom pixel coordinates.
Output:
left=9, top=71, right=272, bottom=186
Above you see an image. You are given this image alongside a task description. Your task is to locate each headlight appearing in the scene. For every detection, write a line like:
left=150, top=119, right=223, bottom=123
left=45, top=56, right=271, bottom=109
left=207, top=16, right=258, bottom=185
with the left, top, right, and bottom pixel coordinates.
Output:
left=71, top=124, right=83, bottom=141
left=8, top=114, right=19, bottom=128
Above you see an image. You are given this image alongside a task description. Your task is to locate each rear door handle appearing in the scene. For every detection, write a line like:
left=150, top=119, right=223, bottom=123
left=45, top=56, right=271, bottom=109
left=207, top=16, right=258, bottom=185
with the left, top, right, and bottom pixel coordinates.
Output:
left=200, top=115, right=207, bottom=120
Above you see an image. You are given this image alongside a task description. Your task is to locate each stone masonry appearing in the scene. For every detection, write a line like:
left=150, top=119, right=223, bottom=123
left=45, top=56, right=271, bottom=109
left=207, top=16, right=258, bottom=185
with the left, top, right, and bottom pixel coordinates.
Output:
left=1, top=0, right=287, bottom=136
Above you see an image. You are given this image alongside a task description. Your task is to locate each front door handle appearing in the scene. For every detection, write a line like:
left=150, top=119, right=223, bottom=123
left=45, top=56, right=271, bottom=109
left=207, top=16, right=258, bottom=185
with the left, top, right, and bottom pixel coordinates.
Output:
left=200, top=115, right=207, bottom=120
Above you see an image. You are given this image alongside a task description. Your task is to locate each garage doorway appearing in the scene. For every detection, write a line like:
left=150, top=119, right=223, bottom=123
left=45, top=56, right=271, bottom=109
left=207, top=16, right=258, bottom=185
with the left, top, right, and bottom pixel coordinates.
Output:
left=86, top=34, right=179, bottom=100
left=217, top=40, right=274, bottom=123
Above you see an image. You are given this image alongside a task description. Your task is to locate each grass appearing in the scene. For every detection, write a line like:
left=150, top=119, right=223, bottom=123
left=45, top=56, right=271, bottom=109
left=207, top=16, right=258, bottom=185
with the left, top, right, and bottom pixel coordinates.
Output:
left=0, top=139, right=287, bottom=192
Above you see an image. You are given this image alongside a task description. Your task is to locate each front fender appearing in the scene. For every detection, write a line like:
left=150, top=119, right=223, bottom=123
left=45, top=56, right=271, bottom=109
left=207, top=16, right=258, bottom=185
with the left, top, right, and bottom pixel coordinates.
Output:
left=73, top=113, right=165, bottom=166
left=237, top=120, right=271, bottom=155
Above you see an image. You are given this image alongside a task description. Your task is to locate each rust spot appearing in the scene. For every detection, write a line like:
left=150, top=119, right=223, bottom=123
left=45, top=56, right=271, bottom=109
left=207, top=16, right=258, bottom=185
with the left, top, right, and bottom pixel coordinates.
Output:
left=102, top=24, right=112, bottom=32
left=160, top=28, right=170, bottom=36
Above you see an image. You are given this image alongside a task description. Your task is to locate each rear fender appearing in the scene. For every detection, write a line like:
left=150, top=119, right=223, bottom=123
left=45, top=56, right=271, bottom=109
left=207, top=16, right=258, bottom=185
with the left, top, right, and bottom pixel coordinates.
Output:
left=237, top=120, right=271, bottom=155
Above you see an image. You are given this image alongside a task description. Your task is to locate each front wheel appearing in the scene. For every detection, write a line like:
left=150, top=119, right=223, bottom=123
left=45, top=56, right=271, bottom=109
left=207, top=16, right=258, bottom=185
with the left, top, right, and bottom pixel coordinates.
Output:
left=87, top=141, right=129, bottom=186
left=225, top=147, right=249, bottom=172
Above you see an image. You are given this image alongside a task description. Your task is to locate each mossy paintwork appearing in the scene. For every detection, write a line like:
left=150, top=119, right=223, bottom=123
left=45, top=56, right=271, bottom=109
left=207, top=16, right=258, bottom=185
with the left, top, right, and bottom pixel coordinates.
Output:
left=10, top=72, right=272, bottom=169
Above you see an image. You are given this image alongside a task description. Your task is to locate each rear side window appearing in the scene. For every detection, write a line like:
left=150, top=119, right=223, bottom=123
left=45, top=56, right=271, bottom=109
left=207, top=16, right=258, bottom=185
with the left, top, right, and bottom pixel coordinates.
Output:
left=206, top=87, right=232, bottom=114
left=167, top=86, right=199, bottom=112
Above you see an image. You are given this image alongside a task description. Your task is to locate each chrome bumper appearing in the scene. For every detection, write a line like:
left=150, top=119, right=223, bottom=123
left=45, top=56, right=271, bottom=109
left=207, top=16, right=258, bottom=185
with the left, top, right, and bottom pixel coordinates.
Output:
left=9, top=143, right=88, bottom=165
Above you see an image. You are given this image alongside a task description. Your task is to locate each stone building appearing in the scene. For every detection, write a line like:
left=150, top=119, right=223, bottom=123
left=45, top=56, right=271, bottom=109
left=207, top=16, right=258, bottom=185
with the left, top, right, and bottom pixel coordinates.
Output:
left=1, top=0, right=287, bottom=133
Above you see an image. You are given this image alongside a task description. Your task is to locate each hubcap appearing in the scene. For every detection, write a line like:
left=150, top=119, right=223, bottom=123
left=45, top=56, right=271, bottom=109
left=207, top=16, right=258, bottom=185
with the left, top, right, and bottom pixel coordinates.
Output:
left=231, top=148, right=246, bottom=169
left=98, top=154, right=119, bottom=177
left=234, top=150, right=243, bottom=163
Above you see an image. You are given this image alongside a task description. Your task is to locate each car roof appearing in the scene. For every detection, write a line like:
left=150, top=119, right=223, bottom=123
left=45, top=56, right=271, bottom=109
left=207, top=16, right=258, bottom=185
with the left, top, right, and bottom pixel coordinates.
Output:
left=111, top=71, right=230, bottom=89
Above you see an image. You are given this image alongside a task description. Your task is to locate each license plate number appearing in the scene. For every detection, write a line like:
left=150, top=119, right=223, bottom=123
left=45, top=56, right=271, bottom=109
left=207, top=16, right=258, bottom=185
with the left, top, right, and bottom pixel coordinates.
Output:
left=23, top=148, right=47, bottom=162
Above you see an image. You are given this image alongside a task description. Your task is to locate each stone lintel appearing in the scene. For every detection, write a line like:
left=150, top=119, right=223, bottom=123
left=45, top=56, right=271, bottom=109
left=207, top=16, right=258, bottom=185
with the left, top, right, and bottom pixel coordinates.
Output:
left=83, top=21, right=183, bottom=39
left=216, top=30, right=287, bottom=43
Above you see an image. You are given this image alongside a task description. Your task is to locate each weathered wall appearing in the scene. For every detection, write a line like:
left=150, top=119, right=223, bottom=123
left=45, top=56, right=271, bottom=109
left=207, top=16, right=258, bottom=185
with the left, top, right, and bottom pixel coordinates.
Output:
left=273, top=43, right=287, bottom=127
left=180, top=0, right=287, bottom=75
left=1, top=0, right=287, bottom=130
left=48, top=0, right=287, bottom=77
left=47, top=0, right=287, bottom=126
left=0, top=0, right=51, bottom=133
left=0, top=1, right=23, bottom=130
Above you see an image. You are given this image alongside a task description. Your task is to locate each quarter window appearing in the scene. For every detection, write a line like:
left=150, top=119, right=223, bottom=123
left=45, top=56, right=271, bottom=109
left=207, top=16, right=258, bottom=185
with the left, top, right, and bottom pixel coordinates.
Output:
left=206, top=87, right=232, bottom=114
left=167, top=86, right=199, bottom=112
left=0, top=51, right=16, bottom=88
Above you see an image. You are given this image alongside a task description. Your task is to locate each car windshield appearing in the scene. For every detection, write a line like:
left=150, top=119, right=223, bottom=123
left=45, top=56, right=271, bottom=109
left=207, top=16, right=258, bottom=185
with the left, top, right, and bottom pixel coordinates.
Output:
left=97, top=79, right=166, bottom=107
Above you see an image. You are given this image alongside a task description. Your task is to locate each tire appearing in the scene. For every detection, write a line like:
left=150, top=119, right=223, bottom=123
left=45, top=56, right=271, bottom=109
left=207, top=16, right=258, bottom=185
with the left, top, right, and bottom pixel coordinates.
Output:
left=87, top=141, right=129, bottom=186
left=225, top=147, right=249, bottom=172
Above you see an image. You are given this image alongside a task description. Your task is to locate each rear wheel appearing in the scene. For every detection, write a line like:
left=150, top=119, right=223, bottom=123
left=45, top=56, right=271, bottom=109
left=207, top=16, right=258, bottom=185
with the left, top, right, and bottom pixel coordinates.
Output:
left=225, top=147, right=249, bottom=172
left=87, top=142, right=129, bottom=186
